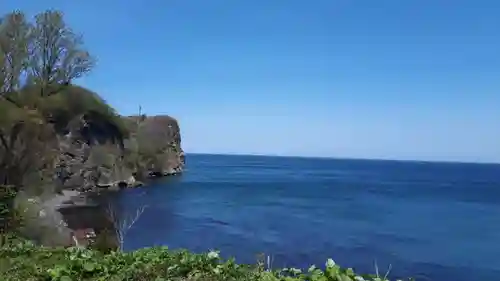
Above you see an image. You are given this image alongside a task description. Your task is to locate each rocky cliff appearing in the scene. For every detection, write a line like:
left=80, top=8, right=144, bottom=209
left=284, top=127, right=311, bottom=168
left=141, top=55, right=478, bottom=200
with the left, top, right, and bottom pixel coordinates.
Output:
left=54, top=113, right=185, bottom=192
left=5, top=85, right=185, bottom=247
left=124, top=115, right=185, bottom=179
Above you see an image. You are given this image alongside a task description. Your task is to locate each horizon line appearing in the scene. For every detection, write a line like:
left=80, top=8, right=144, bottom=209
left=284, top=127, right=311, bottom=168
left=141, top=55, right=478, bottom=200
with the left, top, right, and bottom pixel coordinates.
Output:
left=184, top=152, right=500, bottom=166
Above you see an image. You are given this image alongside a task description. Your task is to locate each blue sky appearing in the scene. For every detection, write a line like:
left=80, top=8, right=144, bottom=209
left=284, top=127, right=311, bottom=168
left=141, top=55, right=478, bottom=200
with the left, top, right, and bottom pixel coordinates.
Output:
left=2, top=0, right=500, bottom=163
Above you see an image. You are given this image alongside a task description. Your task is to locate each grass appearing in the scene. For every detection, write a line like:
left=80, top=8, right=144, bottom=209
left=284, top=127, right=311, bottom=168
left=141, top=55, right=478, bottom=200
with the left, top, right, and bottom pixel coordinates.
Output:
left=0, top=237, right=414, bottom=281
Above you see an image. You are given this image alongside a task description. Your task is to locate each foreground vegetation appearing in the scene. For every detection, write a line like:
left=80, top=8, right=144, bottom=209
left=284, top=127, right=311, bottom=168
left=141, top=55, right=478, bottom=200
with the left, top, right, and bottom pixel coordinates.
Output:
left=0, top=237, right=412, bottom=281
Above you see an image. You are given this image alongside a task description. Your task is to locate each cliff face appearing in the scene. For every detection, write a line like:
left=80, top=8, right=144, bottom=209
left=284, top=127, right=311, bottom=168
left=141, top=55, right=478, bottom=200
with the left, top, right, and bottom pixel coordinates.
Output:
left=54, top=114, right=185, bottom=192
left=5, top=85, right=185, bottom=247
left=124, top=115, right=185, bottom=179
left=17, top=113, right=185, bottom=247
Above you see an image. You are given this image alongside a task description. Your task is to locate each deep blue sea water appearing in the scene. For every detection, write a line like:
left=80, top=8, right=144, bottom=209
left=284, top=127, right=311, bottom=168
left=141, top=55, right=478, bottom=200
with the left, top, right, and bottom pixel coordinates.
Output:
left=116, top=154, right=500, bottom=281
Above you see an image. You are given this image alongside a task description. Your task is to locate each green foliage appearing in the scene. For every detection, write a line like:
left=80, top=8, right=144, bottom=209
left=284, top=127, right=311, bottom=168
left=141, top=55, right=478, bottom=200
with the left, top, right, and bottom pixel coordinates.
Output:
left=88, top=228, right=118, bottom=254
left=0, top=186, right=18, bottom=237
left=40, top=85, right=128, bottom=139
left=0, top=241, right=413, bottom=281
left=0, top=104, right=57, bottom=188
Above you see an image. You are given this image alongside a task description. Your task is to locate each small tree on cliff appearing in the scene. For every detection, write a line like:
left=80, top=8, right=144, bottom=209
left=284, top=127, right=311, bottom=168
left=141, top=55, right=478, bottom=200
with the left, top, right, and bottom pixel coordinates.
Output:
left=106, top=201, right=147, bottom=251
left=0, top=10, right=95, bottom=188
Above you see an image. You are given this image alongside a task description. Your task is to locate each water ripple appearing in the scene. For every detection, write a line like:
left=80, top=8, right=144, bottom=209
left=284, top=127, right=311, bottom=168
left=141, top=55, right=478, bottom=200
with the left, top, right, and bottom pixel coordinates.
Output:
left=120, top=154, right=500, bottom=281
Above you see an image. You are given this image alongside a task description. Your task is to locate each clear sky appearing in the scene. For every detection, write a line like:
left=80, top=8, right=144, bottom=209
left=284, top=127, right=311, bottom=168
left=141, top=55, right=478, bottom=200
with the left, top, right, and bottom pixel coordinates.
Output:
left=2, top=0, right=500, bottom=163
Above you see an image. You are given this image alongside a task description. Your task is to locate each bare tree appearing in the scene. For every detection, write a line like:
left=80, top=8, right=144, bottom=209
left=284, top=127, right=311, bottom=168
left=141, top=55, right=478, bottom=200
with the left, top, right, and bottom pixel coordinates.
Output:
left=106, top=201, right=147, bottom=251
left=27, top=10, right=95, bottom=97
left=0, top=11, right=30, bottom=105
left=0, top=9, right=96, bottom=188
left=1, top=9, right=95, bottom=102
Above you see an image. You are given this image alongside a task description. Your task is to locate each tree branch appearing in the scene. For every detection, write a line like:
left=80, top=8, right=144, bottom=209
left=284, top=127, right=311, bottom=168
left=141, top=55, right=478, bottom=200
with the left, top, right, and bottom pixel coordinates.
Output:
left=0, top=129, right=9, bottom=151
left=106, top=202, right=147, bottom=251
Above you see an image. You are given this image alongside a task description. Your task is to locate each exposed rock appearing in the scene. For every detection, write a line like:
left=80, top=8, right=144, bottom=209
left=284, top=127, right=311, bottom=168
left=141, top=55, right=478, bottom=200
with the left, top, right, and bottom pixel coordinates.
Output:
left=124, top=115, right=185, bottom=180
left=54, top=126, right=134, bottom=192
left=15, top=190, right=114, bottom=247
left=5, top=85, right=185, bottom=248
left=52, top=113, right=184, bottom=193
left=44, top=114, right=183, bottom=246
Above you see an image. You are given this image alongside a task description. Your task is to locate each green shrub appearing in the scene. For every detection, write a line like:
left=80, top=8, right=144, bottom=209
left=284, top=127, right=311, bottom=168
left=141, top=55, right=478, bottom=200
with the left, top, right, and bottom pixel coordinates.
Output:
left=39, top=85, right=129, bottom=140
left=0, top=241, right=413, bottom=281
left=0, top=186, right=21, bottom=241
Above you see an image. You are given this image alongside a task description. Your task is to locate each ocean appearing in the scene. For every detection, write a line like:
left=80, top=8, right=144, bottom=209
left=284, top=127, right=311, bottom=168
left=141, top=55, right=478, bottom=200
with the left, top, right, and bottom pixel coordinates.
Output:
left=115, top=154, right=500, bottom=281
